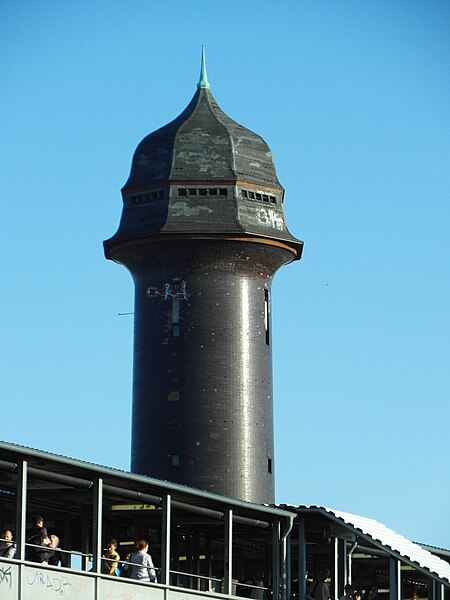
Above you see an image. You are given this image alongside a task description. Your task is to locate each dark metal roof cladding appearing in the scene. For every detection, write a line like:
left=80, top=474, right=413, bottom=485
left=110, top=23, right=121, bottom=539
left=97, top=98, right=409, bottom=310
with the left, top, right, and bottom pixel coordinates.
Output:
left=123, top=87, right=281, bottom=189
left=105, top=70, right=302, bottom=257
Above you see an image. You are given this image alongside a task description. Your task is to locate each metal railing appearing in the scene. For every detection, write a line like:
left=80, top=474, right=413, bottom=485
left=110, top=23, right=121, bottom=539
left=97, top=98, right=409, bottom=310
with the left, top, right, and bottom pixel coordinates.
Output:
left=2, top=541, right=268, bottom=599
left=170, top=568, right=223, bottom=592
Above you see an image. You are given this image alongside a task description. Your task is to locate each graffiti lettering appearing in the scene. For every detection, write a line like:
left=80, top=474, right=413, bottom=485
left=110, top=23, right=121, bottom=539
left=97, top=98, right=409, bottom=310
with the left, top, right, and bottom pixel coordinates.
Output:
left=105, top=588, right=143, bottom=600
left=26, top=569, right=75, bottom=595
left=0, top=565, right=12, bottom=587
left=255, top=208, right=284, bottom=231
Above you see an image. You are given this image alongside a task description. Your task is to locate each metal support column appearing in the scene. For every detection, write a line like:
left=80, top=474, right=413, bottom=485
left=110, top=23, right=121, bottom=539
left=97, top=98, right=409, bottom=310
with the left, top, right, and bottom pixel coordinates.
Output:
left=92, top=477, right=103, bottom=574
left=64, top=517, right=72, bottom=568
left=224, top=509, right=233, bottom=595
left=285, top=531, right=291, bottom=600
left=429, top=579, right=437, bottom=600
left=0, top=502, right=4, bottom=533
left=389, top=558, right=400, bottom=600
left=273, top=521, right=281, bottom=600
left=347, top=542, right=357, bottom=586
left=333, top=538, right=339, bottom=600
left=162, top=494, right=171, bottom=586
left=16, top=460, right=27, bottom=562
left=431, top=579, right=445, bottom=600
left=187, top=533, right=194, bottom=590
left=16, top=459, right=27, bottom=600
left=298, top=518, right=307, bottom=600
left=338, top=539, right=347, bottom=594
left=193, top=531, right=201, bottom=590
left=81, top=510, right=89, bottom=571
left=205, top=535, right=213, bottom=591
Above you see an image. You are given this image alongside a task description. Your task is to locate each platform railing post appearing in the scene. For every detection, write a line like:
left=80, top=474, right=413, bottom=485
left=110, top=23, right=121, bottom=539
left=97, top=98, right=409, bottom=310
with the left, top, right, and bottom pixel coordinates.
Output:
left=206, top=535, right=213, bottom=591
left=338, top=539, right=347, bottom=595
left=284, top=528, right=291, bottom=600
left=81, top=510, right=89, bottom=571
left=224, top=509, right=233, bottom=595
left=333, top=537, right=339, bottom=600
left=162, top=494, right=171, bottom=586
left=389, top=558, right=400, bottom=600
left=16, top=460, right=27, bottom=600
left=273, top=520, right=281, bottom=600
left=298, top=518, right=307, bottom=600
left=193, top=531, right=201, bottom=590
left=16, top=460, right=27, bottom=563
left=93, top=478, right=103, bottom=574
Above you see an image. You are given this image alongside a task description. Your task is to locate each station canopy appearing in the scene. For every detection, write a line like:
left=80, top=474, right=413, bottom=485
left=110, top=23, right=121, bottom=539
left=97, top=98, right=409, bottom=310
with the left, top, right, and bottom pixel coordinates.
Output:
left=282, top=504, right=450, bottom=586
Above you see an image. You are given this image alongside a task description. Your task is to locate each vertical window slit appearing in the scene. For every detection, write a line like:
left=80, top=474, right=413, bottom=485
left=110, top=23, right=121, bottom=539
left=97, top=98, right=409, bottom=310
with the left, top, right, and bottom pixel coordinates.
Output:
left=264, top=288, right=270, bottom=346
left=171, top=294, right=180, bottom=337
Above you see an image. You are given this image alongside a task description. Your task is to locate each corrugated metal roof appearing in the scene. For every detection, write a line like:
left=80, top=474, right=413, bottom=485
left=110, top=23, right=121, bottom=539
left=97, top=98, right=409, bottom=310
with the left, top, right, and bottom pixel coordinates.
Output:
left=289, top=505, right=450, bottom=584
left=417, top=542, right=450, bottom=558
left=0, top=440, right=295, bottom=521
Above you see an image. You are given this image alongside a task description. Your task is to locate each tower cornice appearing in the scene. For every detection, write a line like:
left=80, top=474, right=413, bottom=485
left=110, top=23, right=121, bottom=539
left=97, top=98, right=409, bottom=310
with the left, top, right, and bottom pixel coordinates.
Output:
left=105, top=231, right=303, bottom=262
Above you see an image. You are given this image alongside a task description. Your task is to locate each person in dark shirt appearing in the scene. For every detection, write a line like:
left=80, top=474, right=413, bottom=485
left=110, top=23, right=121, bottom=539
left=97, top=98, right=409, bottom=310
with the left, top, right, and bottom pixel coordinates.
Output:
left=310, top=569, right=332, bottom=600
left=27, top=515, right=51, bottom=563
left=339, top=584, right=354, bottom=600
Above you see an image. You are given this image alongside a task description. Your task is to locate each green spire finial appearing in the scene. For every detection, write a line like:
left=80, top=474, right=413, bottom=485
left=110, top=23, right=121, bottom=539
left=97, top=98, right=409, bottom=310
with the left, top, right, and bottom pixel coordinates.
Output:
left=197, top=46, right=210, bottom=89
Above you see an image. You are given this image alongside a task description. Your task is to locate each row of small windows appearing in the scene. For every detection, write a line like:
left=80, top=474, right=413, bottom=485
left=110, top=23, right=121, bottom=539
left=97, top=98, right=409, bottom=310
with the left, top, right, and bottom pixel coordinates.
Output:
left=128, top=188, right=276, bottom=205
left=127, top=190, right=165, bottom=206
left=241, top=189, right=277, bottom=204
left=178, top=188, right=228, bottom=197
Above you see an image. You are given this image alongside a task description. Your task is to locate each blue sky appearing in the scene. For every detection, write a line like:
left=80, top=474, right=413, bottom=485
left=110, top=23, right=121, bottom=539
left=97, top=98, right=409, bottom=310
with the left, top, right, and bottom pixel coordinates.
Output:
left=1, top=2, right=449, bottom=548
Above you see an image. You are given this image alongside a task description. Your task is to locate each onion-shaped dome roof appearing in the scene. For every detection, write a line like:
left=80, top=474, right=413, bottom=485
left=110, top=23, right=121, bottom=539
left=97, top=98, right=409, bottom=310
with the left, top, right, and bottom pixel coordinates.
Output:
left=105, top=49, right=302, bottom=259
left=123, top=85, right=281, bottom=191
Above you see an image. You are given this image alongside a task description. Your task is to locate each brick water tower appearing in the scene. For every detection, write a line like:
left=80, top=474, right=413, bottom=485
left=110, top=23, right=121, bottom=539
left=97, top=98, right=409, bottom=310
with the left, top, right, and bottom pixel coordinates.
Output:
left=104, top=50, right=303, bottom=504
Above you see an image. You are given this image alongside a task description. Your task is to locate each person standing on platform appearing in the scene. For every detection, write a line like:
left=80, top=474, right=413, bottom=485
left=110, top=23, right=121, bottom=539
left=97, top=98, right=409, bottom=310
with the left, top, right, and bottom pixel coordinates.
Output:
left=27, top=515, right=51, bottom=563
left=339, top=584, right=354, bottom=600
left=0, top=529, right=16, bottom=559
left=129, top=540, right=157, bottom=583
left=48, top=535, right=67, bottom=567
left=102, top=539, right=120, bottom=575
left=310, top=569, right=332, bottom=600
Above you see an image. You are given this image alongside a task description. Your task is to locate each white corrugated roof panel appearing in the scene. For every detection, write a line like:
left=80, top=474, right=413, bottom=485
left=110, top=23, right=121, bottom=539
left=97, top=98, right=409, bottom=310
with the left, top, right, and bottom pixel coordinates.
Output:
left=289, top=505, right=450, bottom=584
